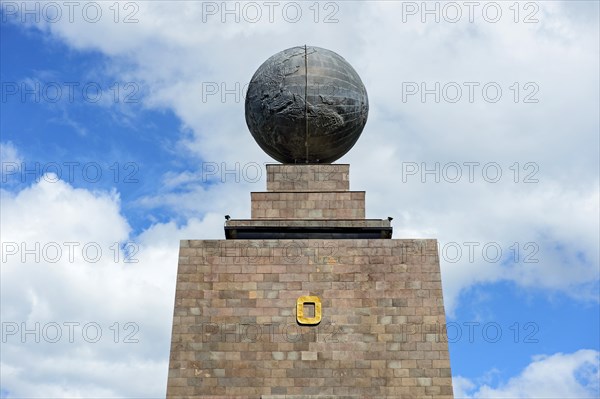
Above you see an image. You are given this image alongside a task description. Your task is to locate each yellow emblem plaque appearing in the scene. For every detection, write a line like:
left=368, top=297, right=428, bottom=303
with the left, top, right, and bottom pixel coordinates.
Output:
left=296, top=296, right=322, bottom=325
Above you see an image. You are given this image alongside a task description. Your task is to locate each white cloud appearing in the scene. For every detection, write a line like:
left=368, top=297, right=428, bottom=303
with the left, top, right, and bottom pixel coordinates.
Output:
left=1, top=141, right=23, bottom=185
left=0, top=174, right=220, bottom=397
left=0, top=141, right=21, bottom=164
left=454, top=349, right=600, bottom=398
left=1, top=1, right=599, bottom=395
left=4, top=1, right=597, bottom=314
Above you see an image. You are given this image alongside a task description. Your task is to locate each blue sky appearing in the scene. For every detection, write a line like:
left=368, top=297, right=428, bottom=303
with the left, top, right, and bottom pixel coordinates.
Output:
left=1, top=1, right=599, bottom=397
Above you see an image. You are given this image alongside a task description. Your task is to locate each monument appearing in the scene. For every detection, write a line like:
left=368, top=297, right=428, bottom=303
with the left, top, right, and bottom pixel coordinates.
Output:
left=167, top=46, right=454, bottom=398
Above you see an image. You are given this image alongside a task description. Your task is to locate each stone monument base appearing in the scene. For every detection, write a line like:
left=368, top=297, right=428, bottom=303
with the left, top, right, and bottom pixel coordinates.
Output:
left=166, top=165, right=453, bottom=398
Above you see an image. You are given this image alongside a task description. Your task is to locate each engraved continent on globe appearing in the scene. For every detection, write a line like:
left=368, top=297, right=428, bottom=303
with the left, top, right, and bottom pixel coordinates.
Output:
left=245, top=46, right=369, bottom=164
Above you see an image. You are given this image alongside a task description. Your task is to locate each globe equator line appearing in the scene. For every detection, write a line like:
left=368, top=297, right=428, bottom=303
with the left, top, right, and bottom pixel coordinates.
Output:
left=304, top=44, right=309, bottom=163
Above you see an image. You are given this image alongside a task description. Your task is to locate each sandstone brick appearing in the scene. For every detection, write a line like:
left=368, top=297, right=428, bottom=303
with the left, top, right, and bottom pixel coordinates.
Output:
left=168, top=165, right=453, bottom=398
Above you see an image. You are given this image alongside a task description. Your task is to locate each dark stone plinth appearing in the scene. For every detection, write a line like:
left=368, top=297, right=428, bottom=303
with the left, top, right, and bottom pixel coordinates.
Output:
left=225, top=219, right=392, bottom=239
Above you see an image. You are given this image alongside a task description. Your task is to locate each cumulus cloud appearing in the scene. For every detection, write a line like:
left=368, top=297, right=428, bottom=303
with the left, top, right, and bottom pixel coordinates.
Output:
left=2, top=0, right=598, bottom=313
left=0, top=174, right=220, bottom=396
left=454, top=349, right=600, bottom=398
left=1, top=1, right=599, bottom=396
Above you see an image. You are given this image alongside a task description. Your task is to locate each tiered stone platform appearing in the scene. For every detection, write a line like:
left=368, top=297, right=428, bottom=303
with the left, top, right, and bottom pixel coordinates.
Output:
left=166, top=164, right=453, bottom=398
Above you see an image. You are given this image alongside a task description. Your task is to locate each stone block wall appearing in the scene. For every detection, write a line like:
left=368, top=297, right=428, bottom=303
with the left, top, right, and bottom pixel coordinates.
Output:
left=167, top=239, right=453, bottom=398
left=250, top=192, right=365, bottom=220
left=266, top=164, right=349, bottom=192
left=167, top=164, right=453, bottom=398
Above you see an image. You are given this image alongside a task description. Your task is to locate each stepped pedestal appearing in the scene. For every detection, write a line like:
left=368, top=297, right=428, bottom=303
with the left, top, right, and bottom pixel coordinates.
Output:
left=166, top=164, right=453, bottom=398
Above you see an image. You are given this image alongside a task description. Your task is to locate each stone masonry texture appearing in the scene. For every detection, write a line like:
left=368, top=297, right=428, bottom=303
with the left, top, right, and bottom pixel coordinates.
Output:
left=265, top=164, right=350, bottom=192
left=167, top=164, right=454, bottom=398
left=253, top=164, right=364, bottom=220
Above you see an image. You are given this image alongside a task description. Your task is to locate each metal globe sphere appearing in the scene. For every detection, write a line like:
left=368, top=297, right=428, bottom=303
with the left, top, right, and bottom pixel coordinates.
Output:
left=245, top=46, right=369, bottom=163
